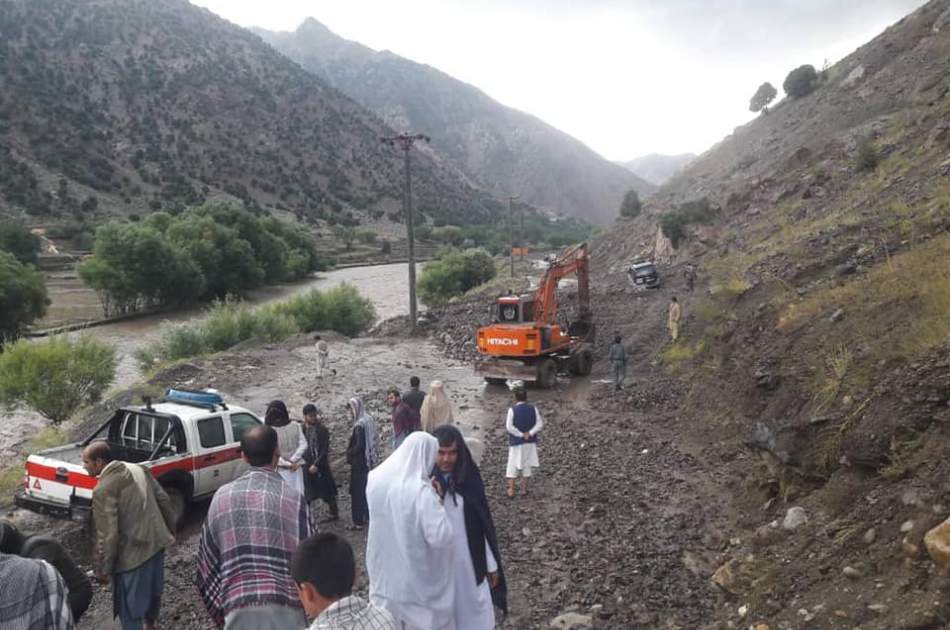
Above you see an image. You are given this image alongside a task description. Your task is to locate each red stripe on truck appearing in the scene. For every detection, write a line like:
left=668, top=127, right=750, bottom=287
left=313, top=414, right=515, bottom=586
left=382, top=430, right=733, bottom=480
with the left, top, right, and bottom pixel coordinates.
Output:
left=25, top=446, right=242, bottom=491
left=26, top=462, right=98, bottom=490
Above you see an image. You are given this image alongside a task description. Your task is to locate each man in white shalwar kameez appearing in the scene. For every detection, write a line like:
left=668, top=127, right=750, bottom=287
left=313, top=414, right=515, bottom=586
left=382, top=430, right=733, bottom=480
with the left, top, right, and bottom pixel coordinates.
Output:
left=431, top=425, right=507, bottom=630
left=265, top=400, right=307, bottom=497
left=366, top=432, right=455, bottom=630
left=505, top=386, right=543, bottom=497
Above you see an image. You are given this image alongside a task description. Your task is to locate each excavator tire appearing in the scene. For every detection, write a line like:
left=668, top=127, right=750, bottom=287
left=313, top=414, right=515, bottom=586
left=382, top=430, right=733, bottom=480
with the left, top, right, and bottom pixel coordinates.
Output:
left=536, top=358, right=557, bottom=389
left=568, top=349, right=593, bottom=376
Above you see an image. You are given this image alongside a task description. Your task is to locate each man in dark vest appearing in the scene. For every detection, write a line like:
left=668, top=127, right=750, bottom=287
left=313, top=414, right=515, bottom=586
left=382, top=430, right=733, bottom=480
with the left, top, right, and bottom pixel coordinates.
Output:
left=503, top=385, right=544, bottom=497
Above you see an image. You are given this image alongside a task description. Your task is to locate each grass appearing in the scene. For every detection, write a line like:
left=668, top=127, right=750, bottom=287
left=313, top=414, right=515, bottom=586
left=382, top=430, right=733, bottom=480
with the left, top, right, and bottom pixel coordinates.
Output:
left=0, top=426, right=67, bottom=506
left=815, top=398, right=870, bottom=476
left=779, top=233, right=950, bottom=361
left=662, top=340, right=706, bottom=365
left=812, top=344, right=853, bottom=412
left=880, top=432, right=923, bottom=480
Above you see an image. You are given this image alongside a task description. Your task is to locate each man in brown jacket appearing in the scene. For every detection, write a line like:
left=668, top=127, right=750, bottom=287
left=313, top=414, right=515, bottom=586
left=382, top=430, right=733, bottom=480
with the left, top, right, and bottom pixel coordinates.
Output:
left=82, top=441, right=176, bottom=630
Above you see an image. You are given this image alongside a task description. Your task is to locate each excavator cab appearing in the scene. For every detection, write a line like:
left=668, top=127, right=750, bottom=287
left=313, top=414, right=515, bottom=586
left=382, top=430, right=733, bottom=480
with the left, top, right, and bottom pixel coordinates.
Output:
left=494, top=295, right=535, bottom=323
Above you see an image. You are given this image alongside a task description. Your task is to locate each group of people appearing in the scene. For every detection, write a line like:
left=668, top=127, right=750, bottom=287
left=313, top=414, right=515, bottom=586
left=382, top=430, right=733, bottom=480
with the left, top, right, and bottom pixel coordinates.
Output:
left=194, top=376, right=530, bottom=630
left=0, top=369, right=547, bottom=630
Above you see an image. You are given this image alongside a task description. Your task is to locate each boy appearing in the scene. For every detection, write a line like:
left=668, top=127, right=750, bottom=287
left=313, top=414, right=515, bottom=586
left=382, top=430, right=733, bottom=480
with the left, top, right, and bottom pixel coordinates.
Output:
left=292, top=533, right=395, bottom=629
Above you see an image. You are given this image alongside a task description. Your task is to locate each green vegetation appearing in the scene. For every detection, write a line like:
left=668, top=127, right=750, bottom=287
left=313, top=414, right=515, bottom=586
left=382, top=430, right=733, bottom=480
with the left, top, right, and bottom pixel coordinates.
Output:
left=779, top=233, right=950, bottom=361
left=0, top=426, right=68, bottom=505
left=79, top=204, right=327, bottom=316
left=660, top=198, right=716, bottom=248
left=421, top=215, right=594, bottom=255
left=134, top=285, right=375, bottom=369
left=855, top=135, right=880, bottom=172
left=418, top=248, right=497, bottom=305
left=0, top=221, right=40, bottom=264
left=0, top=335, right=117, bottom=424
left=0, top=252, right=48, bottom=343
left=749, top=82, right=777, bottom=113
left=783, top=64, right=819, bottom=98
left=619, top=189, right=642, bottom=219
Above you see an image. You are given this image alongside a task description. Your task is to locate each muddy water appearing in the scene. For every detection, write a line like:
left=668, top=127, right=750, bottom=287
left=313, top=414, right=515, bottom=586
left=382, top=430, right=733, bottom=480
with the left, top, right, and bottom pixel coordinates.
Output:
left=1, top=263, right=419, bottom=456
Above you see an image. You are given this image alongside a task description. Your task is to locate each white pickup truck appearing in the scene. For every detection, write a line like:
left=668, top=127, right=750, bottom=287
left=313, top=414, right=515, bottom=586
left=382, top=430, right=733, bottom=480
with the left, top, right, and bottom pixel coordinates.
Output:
left=14, top=389, right=263, bottom=528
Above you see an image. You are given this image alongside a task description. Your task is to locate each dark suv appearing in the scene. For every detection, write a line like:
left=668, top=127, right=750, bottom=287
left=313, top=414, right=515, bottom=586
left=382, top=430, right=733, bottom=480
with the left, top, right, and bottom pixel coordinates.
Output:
left=628, top=261, right=661, bottom=290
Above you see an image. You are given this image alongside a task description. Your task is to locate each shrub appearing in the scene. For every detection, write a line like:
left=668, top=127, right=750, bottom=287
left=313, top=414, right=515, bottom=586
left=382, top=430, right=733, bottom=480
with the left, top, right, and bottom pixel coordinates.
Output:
left=418, top=248, right=497, bottom=305
left=355, top=228, right=377, bottom=244
left=855, top=136, right=879, bottom=172
left=783, top=65, right=819, bottom=98
left=749, top=82, right=777, bottom=113
left=660, top=198, right=716, bottom=249
left=135, top=285, right=375, bottom=368
left=0, top=252, right=48, bottom=343
left=414, top=225, right=433, bottom=241
left=282, top=285, right=376, bottom=337
left=0, top=221, right=40, bottom=264
left=619, top=189, right=642, bottom=219
left=0, top=335, right=116, bottom=424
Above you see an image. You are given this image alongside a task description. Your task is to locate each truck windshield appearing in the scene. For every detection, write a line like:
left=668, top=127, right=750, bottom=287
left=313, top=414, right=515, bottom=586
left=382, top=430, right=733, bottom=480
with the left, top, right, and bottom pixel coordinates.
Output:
left=634, top=266, right=656, bottom=276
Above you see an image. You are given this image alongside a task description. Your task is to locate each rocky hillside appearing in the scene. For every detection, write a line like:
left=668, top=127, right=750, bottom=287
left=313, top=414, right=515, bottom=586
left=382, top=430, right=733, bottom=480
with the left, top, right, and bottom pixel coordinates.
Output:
left=0, top=0, right=506, bottom=227
left=619, top=152, right=696, bottom=186
left=255, top=18, right=654, bottom=225
left=588, top=0, right=950, bottom=626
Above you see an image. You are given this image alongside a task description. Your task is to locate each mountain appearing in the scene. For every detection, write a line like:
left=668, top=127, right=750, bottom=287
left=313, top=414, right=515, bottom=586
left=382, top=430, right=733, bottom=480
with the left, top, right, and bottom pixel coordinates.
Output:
left=589, top=1, right=950, bottom=626
left=618, top=152, right=696, bottom=186
left=255, top=19, right=654, bottom=225
left=0, top=0, right=507, bottom=227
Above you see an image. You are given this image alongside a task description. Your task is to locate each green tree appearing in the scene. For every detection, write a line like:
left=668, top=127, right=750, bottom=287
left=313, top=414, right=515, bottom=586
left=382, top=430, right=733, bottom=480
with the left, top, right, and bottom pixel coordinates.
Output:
left=0, top=252, right=48, bottom=343
left=749, top=82, right=778, bottom=113
left=783, top=65, right=819, bottom=98
left=0, top=221, right=40, bottom=265
left=418, top=248, right=496, bottom=305
left=334, top=225, right=357, bottom=251
left=0, top=335, right=116, bottom=424
left=619, top=189, right=642, bottom=219
left=79, top=223, right=203, bottom=316
left=165, top=215, right=264, bottom=297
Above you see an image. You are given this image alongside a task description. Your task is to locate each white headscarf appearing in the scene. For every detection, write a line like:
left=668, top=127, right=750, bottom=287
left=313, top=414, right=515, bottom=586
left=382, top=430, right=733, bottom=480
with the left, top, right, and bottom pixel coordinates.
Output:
left=366, top=432, right=455, bottom=628
left=420, top=380, right=454, bottom=433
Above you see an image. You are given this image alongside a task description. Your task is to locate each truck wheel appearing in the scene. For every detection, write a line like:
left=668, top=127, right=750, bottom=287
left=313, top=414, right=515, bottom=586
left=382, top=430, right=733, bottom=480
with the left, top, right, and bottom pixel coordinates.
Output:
left=164, top=487, right=186, bottom=531
left=536, top=359, right=557, bottom=389
left=484, top=377, right=507, bottom=386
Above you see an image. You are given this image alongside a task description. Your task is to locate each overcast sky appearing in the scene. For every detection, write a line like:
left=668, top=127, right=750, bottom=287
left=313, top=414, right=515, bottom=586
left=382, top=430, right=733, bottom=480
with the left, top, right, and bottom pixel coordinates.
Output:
left=192, top=0, right=926, bottom=161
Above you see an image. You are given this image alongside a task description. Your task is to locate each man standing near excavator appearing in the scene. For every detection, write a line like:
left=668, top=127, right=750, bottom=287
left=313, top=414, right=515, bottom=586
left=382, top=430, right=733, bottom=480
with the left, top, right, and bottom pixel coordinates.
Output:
left=668, top=296, right=682, bottom=342
left=608, top=334, right=627, bottom=391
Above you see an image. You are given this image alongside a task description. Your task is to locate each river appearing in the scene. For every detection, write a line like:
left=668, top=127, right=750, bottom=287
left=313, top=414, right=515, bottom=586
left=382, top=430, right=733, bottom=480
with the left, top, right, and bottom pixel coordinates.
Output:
left=1, top=262, right=419, bottom=456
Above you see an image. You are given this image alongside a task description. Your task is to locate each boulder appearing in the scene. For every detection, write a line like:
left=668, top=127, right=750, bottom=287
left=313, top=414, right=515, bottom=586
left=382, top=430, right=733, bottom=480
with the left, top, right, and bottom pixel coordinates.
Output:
left=924, top=517, right=950, bottom=569
left=782, top=507, right=808, bottom=531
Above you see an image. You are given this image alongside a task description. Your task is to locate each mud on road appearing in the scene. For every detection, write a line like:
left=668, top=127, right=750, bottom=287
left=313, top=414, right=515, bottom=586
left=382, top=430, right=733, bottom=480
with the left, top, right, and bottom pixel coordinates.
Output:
left=6, top=325, right=738, bottom=630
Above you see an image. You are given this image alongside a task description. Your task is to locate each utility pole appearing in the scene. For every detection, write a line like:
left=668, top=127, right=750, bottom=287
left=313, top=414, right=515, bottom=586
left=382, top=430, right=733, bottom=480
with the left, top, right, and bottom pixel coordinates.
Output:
left=506, top=195, right=519, bottom=277
left=520, top=204, right=525, bottom=265
left=381, top=132, right=430, bottom=332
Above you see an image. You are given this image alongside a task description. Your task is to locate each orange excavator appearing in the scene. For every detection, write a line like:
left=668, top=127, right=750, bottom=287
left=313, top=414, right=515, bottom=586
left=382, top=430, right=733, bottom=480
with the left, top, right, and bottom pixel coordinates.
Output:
left=475, top=242, right=595, bottom=388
